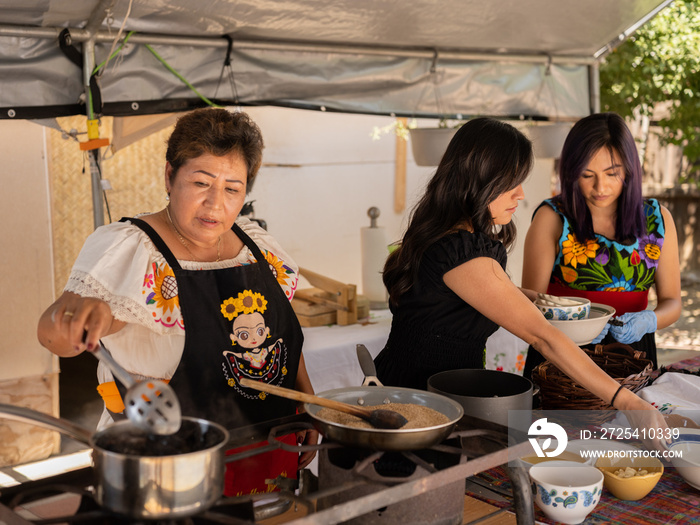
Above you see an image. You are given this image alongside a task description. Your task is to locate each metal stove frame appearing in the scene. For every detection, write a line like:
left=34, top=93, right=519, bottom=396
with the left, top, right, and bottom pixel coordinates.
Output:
left=225, top=414, right=535, bottom=524
left=0, top=413, right=535, bottom=525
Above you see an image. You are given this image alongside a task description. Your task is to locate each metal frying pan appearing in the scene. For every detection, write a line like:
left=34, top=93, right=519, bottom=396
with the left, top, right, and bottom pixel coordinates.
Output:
left=304, top=385, right=464, bottom=450
left=303, top=345, right=464, bottom=451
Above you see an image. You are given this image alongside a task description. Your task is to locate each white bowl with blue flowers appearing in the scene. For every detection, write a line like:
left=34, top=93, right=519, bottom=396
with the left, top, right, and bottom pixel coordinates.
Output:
left=529, top=460, right=603, bottom=524
left=535, top=296, right=591, bottom=321
left=546, top=303, right=616, bottom=345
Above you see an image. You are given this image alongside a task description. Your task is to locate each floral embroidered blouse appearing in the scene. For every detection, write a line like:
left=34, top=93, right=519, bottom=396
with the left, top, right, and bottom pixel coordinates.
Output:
left=542, top=198, right=665, bottom=316
left=64, top=216, right=298, bottom=428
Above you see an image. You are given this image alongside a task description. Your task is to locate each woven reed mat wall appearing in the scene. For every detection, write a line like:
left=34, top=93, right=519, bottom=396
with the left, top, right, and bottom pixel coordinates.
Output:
left=47, top=116, right=172, bottom=297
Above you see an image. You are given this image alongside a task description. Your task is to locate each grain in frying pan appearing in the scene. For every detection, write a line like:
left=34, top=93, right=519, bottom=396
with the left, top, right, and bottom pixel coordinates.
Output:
left=316, top=402, right=450, bottom=429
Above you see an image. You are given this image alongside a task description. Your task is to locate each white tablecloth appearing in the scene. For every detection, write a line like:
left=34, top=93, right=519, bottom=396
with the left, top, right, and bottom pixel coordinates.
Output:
left=302, top=310, right=393, bottom=393
left=302, top=310, right=530, bottom=393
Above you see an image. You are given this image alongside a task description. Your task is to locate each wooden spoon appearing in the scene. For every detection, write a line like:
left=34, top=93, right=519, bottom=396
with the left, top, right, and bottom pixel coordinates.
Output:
left=239, top=378, right=408, bottom=429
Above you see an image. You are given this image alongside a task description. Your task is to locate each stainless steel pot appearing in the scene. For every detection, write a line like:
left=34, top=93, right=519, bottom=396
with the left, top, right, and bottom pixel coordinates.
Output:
left=0, top=403, right=229, bottom=520
left=427, top=369, right=534, bottom=431
left=304, top=386, right=464, bottom=451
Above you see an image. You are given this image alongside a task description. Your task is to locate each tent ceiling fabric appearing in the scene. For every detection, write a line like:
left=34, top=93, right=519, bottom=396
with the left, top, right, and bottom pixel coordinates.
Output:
left=0, top=0, right=671, bottom=120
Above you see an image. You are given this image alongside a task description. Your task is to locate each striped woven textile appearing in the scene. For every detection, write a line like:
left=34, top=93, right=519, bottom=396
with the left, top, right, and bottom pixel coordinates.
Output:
left=472, top=465, right=698, bottom=525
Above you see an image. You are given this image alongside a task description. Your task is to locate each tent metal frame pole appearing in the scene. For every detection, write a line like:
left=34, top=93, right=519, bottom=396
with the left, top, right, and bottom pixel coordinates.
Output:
left=593, top=0, right=674, bottom=60
left=0, top=24, right=596, bottom=66
left=84, top=36, right=105, bottom=228
left=588, top=62, right=601, bottom=114
left=82, top=38, right=96, bottom=121
left=83, top=0, right=111, bottom=229
left=88, top=151, right=105, bottom=229
left=82, top=36, right=106, bottom=228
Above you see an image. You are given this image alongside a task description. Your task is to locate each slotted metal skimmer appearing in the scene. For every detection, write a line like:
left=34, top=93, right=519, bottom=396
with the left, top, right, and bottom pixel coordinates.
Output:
left=92, top=341, right=182, bottom=435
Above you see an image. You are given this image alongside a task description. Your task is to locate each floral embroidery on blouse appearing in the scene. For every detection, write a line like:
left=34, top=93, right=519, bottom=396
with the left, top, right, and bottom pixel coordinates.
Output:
left=260, top=249, right=298, bottom=299
left=143, top=261, right=184, bottom=329
left=561, top=235, right=599, bottom=269
left=140, top=249, right=296, bottom=331
left=547, top=198, right=665, bottom=293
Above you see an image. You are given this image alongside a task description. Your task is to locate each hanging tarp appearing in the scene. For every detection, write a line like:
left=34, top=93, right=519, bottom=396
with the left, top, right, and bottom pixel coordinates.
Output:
left=0, top=0, right=672, bottom=120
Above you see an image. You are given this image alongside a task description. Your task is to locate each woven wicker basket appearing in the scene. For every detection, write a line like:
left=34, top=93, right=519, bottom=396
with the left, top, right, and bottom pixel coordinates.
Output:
left=531, top=343, right=654, bottom=414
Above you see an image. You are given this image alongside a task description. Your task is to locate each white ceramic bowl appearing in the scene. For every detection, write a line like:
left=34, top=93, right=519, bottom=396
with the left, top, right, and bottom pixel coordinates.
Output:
left=547, top=303, right=615, bottom=345
left=529, top=460, right=604, bottom=524
left=536, top=297, right=591, bottom=321
left=668, top=428, right=700, bottom=490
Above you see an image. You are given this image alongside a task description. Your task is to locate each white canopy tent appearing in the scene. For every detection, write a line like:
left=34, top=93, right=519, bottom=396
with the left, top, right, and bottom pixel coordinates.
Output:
left=0, top=0, right=672, bottom=121
left=0, top=0, right=673, bottom=229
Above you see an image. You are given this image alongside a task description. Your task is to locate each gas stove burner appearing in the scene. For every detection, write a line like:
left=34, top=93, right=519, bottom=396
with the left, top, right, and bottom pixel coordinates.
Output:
left=316, top=444, right=466, bottom=525
left=371, top=452, right=418, bottom=478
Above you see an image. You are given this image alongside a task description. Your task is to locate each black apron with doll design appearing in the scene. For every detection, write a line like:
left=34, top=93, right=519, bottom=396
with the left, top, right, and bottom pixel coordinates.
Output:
left=121, top=217, right=303, bottom=496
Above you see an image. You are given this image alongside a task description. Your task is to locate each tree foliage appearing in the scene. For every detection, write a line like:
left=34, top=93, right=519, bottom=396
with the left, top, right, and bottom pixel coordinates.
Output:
left=600, top=0, right=700, bottom=168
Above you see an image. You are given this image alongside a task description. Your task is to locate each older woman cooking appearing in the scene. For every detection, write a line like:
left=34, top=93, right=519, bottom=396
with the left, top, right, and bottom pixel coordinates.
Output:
left=37, top=108, right=317, bottom=496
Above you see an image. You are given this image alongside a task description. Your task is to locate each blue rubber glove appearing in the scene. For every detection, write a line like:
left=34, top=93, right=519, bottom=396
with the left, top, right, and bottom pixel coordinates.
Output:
left=591, top=322, right=610, bottom=344
left=608, top=311, right=657, bottom=344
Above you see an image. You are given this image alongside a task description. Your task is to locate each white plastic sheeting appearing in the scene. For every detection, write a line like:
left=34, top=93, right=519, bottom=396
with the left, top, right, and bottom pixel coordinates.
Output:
left=0, top=0, right=671, bottom=119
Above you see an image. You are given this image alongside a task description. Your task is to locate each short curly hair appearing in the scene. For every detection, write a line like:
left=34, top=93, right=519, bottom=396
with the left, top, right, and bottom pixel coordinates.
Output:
left=165, top=108, right=264, bottom=192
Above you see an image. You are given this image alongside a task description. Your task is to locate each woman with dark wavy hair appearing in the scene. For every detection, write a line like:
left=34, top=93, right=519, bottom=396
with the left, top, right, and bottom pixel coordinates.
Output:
left=374, top=117, right=670, bottom=452
left=522, top=112, right=681, bottom=377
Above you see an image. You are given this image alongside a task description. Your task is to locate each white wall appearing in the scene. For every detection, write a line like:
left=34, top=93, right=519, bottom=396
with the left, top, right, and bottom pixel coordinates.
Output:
left=245, top=107, right=434, bottom=290
left=509, top=157, right=555, bottom=287
left=243, top=107, right=552, bottom=290
left=0, top=119, right=57, bottom=380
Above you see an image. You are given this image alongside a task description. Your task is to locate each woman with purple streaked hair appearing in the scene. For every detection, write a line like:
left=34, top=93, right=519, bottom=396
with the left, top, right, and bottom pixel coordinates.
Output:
left=522, top=112, right=681, bottom=377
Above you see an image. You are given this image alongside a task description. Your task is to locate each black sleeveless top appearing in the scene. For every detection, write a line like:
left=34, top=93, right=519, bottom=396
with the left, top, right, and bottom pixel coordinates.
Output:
left=375, top=231, right=507, bottom=390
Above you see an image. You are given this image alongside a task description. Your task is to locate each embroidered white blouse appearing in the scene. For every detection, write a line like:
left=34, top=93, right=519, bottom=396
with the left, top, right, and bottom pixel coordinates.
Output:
left=64, top=216, right=299, bottom=428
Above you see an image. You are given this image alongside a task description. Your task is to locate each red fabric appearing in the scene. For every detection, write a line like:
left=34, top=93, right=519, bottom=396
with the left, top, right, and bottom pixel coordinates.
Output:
left=547, top=283, right=649, bottom=317
left=223, top=433, right=298, bottom=496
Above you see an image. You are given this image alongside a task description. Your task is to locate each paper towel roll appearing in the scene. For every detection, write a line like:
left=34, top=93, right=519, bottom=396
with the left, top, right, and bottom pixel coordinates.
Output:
left=361, top=226, right=389, bottom=309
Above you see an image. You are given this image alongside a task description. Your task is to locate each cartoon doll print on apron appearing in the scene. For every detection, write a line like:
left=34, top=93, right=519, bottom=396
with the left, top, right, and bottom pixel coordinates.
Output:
left=221, top=290, right=287, bottom=396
